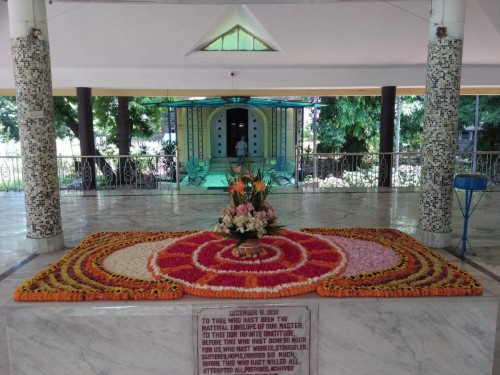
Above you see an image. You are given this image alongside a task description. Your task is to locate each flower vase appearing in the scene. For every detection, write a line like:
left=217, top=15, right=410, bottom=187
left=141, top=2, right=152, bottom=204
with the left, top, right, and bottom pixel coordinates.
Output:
left=232, top=238, right=266, bottom=258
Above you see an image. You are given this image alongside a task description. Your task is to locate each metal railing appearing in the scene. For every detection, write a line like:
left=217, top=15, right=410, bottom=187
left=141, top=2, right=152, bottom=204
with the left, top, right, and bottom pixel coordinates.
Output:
left=0, top=156, right=23, bottom=191
left=0, top=153, right=179, bottom=192
left=295, top=151, right=500, bottom=189
left=0, top=150, right=498, bottom=192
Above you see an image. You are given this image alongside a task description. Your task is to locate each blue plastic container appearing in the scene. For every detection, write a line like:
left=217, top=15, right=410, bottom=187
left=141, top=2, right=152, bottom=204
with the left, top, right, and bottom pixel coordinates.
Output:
left=454, top=174, right=488, bottom=191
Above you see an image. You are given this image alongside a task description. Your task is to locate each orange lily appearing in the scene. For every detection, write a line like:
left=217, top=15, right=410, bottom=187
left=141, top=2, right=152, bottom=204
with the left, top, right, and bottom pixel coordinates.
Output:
left=253, top=179, right=265, bottom=192
left=230, top=180, right=245, bottom=195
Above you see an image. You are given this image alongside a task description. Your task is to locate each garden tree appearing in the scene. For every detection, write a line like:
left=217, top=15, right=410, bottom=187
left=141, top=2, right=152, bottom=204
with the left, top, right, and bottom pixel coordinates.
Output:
left=1, top=96, right=75, bottom=141
left=316, top=96, right=380, bottom=172
left=54, top=96, right=167, bottom=149
left=0, top=96, right=18, bottom=141
left=53, top=96, right=80, bottom=139
left=53, top=96, right=168, bottom=184
left=458, top=95, right=500, bottom=151
left=53, top=96, right=119, bottom=183
left=118, top=97, right=131, bottom=156
left=317, top=96, right=381, bottom=154
left=398, top=96, right=424, bottom=151
left=92, top=96, right=165, bottom=153
left=117, top=96, right=132, bottom=183
left=317, top=95, right=425, bottom=154
left=93, top=96, right=167, bottom=183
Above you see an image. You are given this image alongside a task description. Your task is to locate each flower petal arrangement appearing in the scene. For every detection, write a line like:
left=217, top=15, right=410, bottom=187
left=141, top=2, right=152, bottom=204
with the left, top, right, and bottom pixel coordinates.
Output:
left=302, top=227, right=483, bottom=298
left=13, top=231, right=189, bottom=302
left=214, top=162, right=283, bottom=247
left=148, top=230, right=347, bottom=298
left=13, top=227, right=482, bottom=301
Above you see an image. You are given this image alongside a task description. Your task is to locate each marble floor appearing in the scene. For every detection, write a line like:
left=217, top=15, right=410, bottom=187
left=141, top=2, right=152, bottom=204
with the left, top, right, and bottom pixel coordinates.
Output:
left=0, top=187, right=499, bottom=374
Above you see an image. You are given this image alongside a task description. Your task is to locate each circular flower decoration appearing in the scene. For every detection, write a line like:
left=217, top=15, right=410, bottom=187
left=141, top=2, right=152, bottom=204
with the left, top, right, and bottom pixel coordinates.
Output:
left=149, top=229, right=347, bottom=298
left=13, top=228, right=483, bottom=302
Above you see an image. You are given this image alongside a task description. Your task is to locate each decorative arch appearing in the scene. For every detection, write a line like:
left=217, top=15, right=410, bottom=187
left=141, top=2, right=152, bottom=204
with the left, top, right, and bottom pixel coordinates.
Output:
left=209, top=106, right=265, bottom=158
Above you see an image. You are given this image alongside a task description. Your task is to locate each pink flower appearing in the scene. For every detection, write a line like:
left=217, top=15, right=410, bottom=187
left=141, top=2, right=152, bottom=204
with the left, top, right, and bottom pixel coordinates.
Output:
left=236, top=202, right=254, bottom=215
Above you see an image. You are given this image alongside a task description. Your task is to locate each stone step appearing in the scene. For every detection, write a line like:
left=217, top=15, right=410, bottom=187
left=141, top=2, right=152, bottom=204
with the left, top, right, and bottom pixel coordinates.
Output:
left=208, top=157, right=267, bottom=173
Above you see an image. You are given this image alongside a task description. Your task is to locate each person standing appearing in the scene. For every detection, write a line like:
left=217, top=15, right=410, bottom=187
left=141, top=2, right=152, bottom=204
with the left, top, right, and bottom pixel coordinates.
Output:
left=235, top=136, right=248, bottom=166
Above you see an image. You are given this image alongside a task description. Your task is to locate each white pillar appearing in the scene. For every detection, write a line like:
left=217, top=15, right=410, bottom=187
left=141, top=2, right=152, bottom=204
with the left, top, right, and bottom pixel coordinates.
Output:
left=8, top=0, right=49, bottom=38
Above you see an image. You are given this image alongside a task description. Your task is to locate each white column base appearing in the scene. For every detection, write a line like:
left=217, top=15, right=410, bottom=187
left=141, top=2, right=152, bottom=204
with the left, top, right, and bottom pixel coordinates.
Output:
left=26, top=232, right=65, bottom=254
left=416, top=228, right=452, bottom=249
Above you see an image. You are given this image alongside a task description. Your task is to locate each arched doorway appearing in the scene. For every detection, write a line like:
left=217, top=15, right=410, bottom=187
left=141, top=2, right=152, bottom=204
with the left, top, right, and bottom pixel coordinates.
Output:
left=211, top=108, right=263, bottom=158
left=227, top=108, right=248, bottom=157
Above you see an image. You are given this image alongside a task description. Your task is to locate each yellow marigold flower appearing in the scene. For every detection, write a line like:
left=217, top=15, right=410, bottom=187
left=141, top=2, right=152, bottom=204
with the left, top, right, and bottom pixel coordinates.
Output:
left=253, top=180, right=265, bottom=192
left=230, top=181, right=245, bottom=194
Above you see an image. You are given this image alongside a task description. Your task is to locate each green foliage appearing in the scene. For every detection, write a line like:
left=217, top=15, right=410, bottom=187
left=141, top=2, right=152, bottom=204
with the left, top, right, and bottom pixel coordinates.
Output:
left=398, top=96, right=424, bottom=151
left=317, top=96, right=425, bottom=153
left=53, top=96, right=78, bottom=139
left=1, top=96, right=82, bottom=141
left=317, top=96, right=381, bottom=153
left=303, top=122, right=313, bottom=141
left=458, top=96, right=477, bottom=127
left=0, top=96, right=19, bottom=141
left=158, top=140, right=177, bottom=155
left=477, top=123, right=500, bottom=151
left=136, top=143, right=149, bottom=155
left=458, top=96, right=500, bottom=151
left=93, top=96, right=165, bottom=144
left=53, top=96, right=170, bottom=148
left=316, top=122, right=345, bottom=152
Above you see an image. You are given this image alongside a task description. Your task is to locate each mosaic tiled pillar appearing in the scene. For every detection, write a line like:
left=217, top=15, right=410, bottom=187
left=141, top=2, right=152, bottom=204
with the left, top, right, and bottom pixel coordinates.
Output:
left=417, top=0, right=465, bottom=248
left=8, top=0, right=64, bottom=253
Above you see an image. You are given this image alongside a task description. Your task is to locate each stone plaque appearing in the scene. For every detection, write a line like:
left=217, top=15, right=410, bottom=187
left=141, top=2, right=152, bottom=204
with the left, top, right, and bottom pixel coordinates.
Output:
left=27, top=110, right=45, bottom=119
left=196, top=305, right=311, bottom=375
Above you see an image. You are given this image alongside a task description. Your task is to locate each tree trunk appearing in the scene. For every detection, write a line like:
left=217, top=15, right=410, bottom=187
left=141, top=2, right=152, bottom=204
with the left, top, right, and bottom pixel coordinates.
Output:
left=118, top=97, right=131, bottom=156
left=77, top=87, right=96, bottom=190
left=118, top=97, right=131, bottom=184
left=62, top=112, right=117, bottom=184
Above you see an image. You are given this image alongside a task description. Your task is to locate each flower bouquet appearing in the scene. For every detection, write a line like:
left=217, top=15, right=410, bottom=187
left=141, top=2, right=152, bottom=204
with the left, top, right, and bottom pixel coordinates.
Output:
left=214, top=162, right=283, bottom=258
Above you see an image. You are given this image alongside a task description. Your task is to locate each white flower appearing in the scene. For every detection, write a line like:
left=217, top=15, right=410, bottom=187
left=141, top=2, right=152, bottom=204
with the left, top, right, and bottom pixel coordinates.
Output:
left=222, top=214, right=233, bottom=226
left=215, top=198, right=281, bottom=240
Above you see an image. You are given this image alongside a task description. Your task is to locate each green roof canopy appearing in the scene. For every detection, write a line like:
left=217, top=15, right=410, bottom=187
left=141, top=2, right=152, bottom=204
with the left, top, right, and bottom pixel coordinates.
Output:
left=145, top=97, right=324, bottom=109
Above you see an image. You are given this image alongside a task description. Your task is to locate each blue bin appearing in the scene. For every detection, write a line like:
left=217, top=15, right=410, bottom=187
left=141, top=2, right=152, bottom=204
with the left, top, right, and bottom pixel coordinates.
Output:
left=454, top=174, right=488, bottom=191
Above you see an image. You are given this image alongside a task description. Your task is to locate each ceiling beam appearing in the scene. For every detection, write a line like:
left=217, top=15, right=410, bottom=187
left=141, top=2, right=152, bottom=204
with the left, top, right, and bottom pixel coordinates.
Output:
left=2, top=86, right=500, bottom=97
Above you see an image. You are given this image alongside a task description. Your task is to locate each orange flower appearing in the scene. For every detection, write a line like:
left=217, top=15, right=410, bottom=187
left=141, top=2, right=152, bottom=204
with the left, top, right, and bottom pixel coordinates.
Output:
left=233, top=166, right=242, bottom=173
left=230, top=180, right=245, bottom=195
left=253, top=179, right=265, bottom=192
